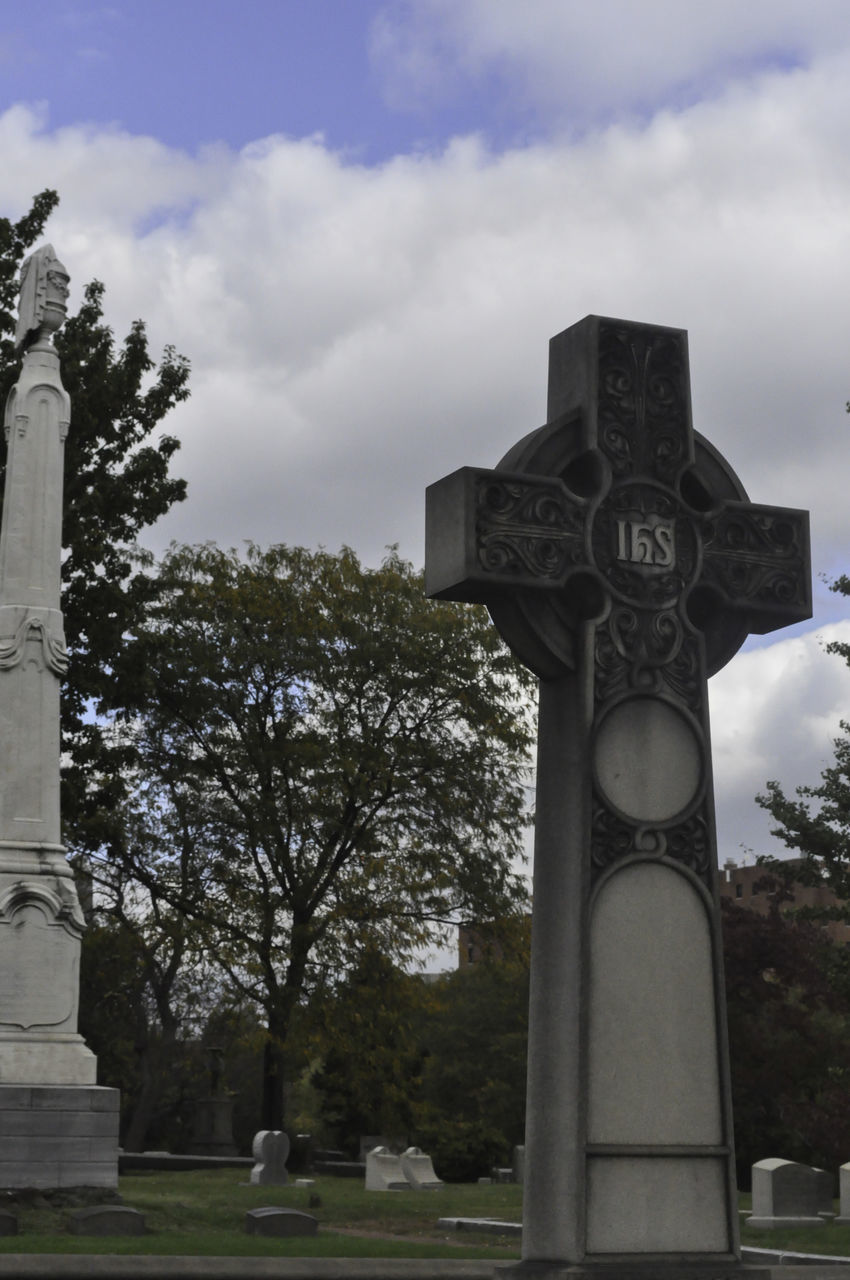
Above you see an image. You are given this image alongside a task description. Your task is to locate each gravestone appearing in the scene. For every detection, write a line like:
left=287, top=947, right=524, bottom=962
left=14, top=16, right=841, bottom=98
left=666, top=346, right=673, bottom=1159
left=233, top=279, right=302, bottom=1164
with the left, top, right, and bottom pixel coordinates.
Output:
left=400, top=1145, right=443, bottom=1189
left=70, top=1205, right=146, bottom=1236
left=249, top=1129, right=289, bottom=1185
left=0, top=246, right=119, bottom=1188
left=426, top=315, right=810, bottom=1276
left=365, top=1145, right=409, bottom=1191
left=244, top=1206, right=318, bottom=1237
left=812, top=1166, right=835, bottom=1218
left=836, top=1161, right=850, bottom=1224
left=747, top=1158, right=824, bottom=1228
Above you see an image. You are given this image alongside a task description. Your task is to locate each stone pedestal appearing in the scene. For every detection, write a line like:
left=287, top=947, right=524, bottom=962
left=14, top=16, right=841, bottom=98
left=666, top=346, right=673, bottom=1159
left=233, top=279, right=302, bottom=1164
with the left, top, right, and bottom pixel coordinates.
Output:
left=188, top=1097, right=237, bottom=1156
left=0, top=1085, right=119, bottom=1189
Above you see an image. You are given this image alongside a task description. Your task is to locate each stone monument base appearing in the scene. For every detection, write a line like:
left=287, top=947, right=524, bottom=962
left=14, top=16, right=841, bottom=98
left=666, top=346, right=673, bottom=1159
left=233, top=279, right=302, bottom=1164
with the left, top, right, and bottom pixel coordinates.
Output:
left=0, top=1031, right=97, bottom=1084
left=0, top=1084, right=119, bottom=1188
left=187, top=1096, right=237, bottom=1156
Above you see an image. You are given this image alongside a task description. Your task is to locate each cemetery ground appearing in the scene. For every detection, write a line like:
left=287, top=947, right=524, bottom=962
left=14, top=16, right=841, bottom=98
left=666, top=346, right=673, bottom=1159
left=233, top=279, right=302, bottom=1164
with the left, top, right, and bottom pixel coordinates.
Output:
left=3, top=1173, right=850, bottom=1261
left=0, top=1171, right=522, bottom=1258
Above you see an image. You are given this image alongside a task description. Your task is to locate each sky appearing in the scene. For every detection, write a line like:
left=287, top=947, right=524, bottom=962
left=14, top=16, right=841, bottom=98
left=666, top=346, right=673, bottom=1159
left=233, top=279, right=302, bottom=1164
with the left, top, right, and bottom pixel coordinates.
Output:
left=2, top=0, right=850, bottom=881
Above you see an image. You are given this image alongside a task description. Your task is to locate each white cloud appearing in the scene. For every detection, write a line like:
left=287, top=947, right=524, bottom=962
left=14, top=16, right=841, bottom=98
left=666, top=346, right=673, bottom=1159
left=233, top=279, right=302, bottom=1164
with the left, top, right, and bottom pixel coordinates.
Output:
left=371, top=0, right=850, bottom=127
left=710, top=623, right=850, bottom=864
left=2, top=45, right=848, bottom=585
left=2, top=25, right=850, bottom=877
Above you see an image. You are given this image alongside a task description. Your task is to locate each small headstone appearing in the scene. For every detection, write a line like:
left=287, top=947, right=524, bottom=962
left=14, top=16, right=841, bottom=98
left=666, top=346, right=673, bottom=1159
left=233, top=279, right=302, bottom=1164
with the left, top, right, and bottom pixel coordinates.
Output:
left=512, top=1145, right=525, bottom=1186
left=812, top=1166, right=835, bottom=1218
left=400, top=1146, right=443, bottom=1190
left=70, top=1205, right=146, bottom=1236
left=245, top=1206, right=318, bottom=1237
left=249, top=1130, right=290, bottom=1186
left=836, top=1162, right=850, bottom=1224
left=0, top=1211, right=17, bottom=1236
left=477, top=1177, right=492, bottom=1186
left=747, top=1158, right=825, bottom=1228
left=365, top=1145, right=409, bottom=1191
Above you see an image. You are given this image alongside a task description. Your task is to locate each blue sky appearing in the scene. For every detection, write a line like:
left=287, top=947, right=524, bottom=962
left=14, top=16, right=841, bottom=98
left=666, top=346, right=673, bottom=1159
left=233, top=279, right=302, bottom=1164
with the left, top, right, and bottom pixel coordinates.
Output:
left=3, top=0, right=850, bottom=868
left=3, top=0, right=541, bottom=161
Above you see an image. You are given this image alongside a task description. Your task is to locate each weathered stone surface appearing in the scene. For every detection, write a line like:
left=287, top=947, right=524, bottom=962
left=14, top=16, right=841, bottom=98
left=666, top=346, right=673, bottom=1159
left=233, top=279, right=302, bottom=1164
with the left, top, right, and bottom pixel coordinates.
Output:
left=188, top=1097, right=237, bottom=1157
left=244, top=1206, right=318, bottom=1237
left=365, top=1146, right=409, bottom=1191
left=249, top=1129, right=289, bottom=1185
left=836, top=1161, right=850, bottom=1224
left=813, top=1165, right=836, bottom=1217
left=400, top=1146, right=442, bottom=1190
left=0, top=248, right=116, bottom=1191
left=0, top=1084, right=119, bottom=1190
left=425, top=314, right=811, bottom=1270
left=70, top=1205, right=146, bottom=1235
left=747, top=1158, right=825, bottom=1228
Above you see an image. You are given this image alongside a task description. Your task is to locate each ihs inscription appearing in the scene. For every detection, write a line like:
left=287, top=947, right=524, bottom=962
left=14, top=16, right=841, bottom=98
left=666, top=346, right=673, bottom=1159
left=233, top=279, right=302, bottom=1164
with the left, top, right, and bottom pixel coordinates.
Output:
left=614, top=513, right=675, bottom=569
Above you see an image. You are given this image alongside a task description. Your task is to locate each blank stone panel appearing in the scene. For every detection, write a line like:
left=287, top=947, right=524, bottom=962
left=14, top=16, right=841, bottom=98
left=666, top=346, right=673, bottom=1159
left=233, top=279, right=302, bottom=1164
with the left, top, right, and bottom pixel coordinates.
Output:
left=587, top=861, right=722, bottom=1145
left=586, top=1156, right=729, bottom=1253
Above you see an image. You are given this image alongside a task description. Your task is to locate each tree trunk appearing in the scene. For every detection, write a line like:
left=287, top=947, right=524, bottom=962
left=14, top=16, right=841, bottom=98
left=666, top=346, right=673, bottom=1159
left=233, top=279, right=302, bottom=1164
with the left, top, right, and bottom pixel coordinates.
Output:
left=123, top=1039, right=163, bottom=1151
left=262, top=1035, right=285, bottom=1130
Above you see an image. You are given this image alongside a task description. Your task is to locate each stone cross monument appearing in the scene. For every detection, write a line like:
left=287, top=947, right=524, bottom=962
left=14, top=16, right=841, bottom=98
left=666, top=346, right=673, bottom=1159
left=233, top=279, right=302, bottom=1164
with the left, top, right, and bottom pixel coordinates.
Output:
left=0, top=245, right=118, bottom=1188
left=426, top=316, right=810, bottom=1276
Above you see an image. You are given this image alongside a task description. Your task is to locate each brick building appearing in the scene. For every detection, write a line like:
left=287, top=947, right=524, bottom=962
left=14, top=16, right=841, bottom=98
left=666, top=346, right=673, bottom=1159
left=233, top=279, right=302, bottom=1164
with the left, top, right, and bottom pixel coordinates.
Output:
left=719, top=859, right=850, bottom=945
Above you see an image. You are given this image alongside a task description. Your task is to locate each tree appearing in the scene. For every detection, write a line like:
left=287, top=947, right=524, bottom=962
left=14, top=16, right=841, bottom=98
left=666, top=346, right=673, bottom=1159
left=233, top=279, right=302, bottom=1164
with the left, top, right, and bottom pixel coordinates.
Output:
left=722, top=894, right=850, bottom=1178
left=0, top=191, right=190, bottom=847
left=98, top=542, right=534, bottom=1129
left=307, top=945, right=432, bottom=1154
left=756, top=579, right=850, bottom=919
left=412, top=916, right=530, bottom=1181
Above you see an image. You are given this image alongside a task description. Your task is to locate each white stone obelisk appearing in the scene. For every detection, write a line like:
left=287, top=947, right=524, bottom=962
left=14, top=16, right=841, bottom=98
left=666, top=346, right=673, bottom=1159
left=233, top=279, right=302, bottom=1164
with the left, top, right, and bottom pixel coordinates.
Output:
left=0, top=246, right=118, bottom=1188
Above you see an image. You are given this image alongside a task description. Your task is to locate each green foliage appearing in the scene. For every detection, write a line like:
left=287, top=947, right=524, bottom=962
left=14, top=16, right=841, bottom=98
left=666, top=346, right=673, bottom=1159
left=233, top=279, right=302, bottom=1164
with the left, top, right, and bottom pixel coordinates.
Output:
left=99, top=541, right=534, bottom=1128
left=756, top=577, right=850, bottom=914
left=0, top=191, right=190, bottom=848
left=78, top=913, right=217, bottom=1152
left=306, top=946, right=432, bottom=1153
left=412, top=919, right=530, bottom=1180
left=722, top=895, right=850, bottom=1179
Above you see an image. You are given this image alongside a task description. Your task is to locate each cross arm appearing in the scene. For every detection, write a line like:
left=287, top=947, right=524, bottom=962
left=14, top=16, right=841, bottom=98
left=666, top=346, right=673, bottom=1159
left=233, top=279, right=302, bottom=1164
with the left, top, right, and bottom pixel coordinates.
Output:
left=699, top=500, right=811, bottom=634
left=425, top=466, right=587, bottom=603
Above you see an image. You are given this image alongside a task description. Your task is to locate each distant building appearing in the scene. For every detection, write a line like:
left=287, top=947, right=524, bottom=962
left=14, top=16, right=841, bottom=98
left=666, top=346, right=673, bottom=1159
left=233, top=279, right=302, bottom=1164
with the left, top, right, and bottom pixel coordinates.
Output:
left=719, top=859, right=850, bottom=945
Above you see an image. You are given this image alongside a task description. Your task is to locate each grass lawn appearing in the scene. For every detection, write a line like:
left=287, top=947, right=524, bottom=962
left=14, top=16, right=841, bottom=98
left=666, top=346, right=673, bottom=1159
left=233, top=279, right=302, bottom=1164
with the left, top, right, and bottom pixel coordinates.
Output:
left=0, top=1170, right=524, bottom=1257
left=5, top=1172, right=850, bottom=1260
left=740, top=1204, right=850, bottom=1258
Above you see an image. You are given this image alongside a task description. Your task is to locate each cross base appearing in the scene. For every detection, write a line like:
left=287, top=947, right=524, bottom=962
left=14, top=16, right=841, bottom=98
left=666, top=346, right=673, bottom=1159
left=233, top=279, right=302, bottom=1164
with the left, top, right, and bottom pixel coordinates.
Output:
left=502, top=1265, right=771, bottom=1280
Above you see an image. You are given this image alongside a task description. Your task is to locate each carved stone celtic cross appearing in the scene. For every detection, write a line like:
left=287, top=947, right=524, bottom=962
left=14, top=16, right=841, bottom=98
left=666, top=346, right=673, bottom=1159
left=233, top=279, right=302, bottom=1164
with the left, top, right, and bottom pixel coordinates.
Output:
left=426, top=316, right=810, bottom=1275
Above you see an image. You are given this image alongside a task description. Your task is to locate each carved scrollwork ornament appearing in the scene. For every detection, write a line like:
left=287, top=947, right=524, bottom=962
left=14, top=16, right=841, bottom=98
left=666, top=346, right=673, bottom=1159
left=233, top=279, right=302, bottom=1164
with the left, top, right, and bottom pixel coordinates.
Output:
left=476, top=475, right=585, bottom=582
left=0, top=616, right=69, bottom=675
left=590, top=803, right=634, bottom=872
left=664, top=810, right=711, bottom=878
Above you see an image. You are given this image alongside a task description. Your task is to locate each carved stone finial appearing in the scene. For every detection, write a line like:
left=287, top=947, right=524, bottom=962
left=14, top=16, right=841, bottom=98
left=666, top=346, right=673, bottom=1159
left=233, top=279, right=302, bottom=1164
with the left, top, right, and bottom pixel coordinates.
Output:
left=14, top=244, right=70, bottom=354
